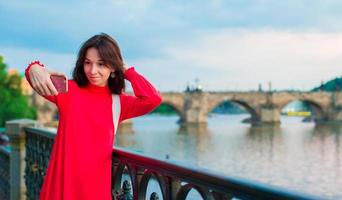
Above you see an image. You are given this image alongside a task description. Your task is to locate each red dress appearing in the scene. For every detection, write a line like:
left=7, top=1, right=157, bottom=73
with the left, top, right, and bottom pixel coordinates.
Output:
left=25, top=66, right=162, bottom=200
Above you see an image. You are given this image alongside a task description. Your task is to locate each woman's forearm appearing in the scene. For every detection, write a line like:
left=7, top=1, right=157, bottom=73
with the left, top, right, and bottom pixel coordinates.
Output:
left=124, top=67, right=162, bottom=106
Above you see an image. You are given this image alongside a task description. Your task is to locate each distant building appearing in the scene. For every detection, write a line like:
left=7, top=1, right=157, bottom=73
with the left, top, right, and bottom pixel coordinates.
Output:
left=258, top=83, right=263, bottom=92
left=186, top=78, right=203, bottom=93
left=8, top=68, right=33, bottom=95
left=21, top=77, right=33, bottom=95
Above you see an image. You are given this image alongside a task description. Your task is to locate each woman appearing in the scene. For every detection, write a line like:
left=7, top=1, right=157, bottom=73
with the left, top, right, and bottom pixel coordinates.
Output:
left=25, top=33, right=162, bottom=200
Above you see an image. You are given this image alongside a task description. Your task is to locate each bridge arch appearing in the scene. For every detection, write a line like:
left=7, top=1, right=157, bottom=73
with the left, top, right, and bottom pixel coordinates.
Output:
left=208, top=99, right=259, bottom=122
left=280, top=99, right=326, bottom=121
left=156, top=101, right=184, bottom=119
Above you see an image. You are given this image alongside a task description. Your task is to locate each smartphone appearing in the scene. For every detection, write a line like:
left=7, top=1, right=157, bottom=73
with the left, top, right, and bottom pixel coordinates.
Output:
left=50, top=74, right=68, bottom=93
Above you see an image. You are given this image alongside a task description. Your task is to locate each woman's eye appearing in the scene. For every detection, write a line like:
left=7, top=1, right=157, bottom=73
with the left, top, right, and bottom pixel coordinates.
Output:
left=84, top=61, right=90, bottom=65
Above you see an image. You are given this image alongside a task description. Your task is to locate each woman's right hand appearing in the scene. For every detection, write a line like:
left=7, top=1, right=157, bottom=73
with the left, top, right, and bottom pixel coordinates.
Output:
left=28, top=64, right=64, bottom=96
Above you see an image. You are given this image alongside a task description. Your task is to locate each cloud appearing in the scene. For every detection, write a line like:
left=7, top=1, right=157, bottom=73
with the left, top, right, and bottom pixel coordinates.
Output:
left=166, top=29, right=342, bottom=69
left=0, top=46, right=75, bottom=76
left=2, top=0, right=342, bottom=55
left=1, top=1, right=342, bottom=91
left=2, top=29, right=342, bottom=91
left=134, top=29, right=342, bottom=91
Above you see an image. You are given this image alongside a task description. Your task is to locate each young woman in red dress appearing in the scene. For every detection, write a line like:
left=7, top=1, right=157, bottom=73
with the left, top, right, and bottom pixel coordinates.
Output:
left=25, top=33, right=162, bottom=200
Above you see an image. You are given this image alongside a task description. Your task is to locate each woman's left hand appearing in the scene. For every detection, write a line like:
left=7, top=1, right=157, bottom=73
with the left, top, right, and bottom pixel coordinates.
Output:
left=123, top=64, right=130, bottom=72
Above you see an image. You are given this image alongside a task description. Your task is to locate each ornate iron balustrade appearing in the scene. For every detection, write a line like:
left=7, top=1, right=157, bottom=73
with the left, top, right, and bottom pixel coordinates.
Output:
left=24, top=127, right=55, bottom=200
left=0, top=146, right=10, bottom=200
left=24, top=127, right=322, bottom=200
left=112, top=149, right=322, bottom=200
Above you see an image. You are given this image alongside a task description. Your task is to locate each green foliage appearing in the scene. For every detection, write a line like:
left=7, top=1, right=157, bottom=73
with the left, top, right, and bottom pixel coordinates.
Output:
left=151, top=104, right=177, bottom=115
left=0, top=56, right=36, bottom=127
left=312, top=77, right=342, bottom=91
left=212, top=101, right=247, bottom=114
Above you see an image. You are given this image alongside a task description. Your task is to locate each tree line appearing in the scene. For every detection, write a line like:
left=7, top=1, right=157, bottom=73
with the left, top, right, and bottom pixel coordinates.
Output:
left=0, top=56, right=36, bottom=127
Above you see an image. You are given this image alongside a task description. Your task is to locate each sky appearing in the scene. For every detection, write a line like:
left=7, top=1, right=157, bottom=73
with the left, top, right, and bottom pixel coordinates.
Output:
left=1, top=0, right=342, bottom=91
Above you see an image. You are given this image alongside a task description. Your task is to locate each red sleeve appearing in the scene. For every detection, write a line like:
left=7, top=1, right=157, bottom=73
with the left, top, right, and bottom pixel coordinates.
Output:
left=119, top=67, right=162, bottom=122
left=25, top=61, right=58, bottom=104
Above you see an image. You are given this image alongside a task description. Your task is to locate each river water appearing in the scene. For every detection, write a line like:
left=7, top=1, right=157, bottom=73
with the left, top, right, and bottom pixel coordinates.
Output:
left=114, top=114, right=342, bottom=199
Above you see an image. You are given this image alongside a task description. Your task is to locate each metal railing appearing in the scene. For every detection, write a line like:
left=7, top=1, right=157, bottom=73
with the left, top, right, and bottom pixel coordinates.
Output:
left=24, top=127, right=323, bottom=200
left=112, top=148, right=323, bottom=200
left=24, top=127, right=55, bottom=200
left=0, top=145, right=10, bottom=200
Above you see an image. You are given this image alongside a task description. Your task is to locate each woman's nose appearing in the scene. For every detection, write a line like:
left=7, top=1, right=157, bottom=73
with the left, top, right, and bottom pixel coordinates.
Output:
left=90, top=64, right=97, bottom=74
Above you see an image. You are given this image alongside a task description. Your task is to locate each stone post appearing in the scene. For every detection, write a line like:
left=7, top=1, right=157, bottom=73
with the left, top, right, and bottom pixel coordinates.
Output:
left=183, top=92, right=209, bottom=124
left=331, top=92, right=342, bottom=122
left=257, top=92, right=281, bottom=124
left=260, top=106, right=281, bottom=124
left=5, top=119, right=40, bottom=200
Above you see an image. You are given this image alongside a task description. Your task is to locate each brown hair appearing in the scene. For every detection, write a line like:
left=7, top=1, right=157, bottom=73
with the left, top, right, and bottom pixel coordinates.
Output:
left=72, top=33, right=125, bottom=94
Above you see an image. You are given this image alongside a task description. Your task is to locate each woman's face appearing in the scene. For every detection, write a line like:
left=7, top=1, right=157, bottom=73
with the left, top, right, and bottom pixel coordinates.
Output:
left=83, top=47, right=114, bottom=87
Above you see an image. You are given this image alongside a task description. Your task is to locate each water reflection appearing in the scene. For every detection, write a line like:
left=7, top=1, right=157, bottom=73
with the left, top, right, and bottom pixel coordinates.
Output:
left=177, top=124, right=212, bottom=159
left=244, top=124, right=283, bottom=163
left=310, top=123, right=342, bottom=138
left=305, top=123, right=342, bottom=172
left=114, top=115, right=342, bottom=199
left=117, top=124, right=135, bottom=134
left=303, top=123, right=342, bottom=197
left=115, top=124, right=136, bottom=147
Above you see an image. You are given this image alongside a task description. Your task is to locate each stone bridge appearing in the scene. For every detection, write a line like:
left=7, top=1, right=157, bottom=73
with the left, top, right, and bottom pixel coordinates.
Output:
left=160, top=91, right=342, bottom=124
left=31, top=91, right=342, bottom=125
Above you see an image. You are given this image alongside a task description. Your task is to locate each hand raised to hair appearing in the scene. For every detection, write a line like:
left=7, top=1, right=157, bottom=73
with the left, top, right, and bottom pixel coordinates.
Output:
left=123, top=64, right=130, bottom=72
